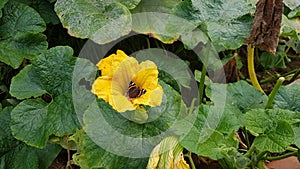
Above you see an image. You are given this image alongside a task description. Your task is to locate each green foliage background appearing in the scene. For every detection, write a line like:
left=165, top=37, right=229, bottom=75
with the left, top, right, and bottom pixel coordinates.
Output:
left=0, top=0, right=299, bottom=168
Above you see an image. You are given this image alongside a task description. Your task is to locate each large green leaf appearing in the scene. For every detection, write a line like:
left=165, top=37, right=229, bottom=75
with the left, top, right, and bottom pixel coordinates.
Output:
left=206, top=80, right=268, bottom=113
left=181, top=127, right=238, bottom=160
left=281, top=15, right=300, bottom=40
left=173, top=0, right=254, bottom=51
left=245, top=109, right=298, bottom=134
left=179, top=103, right=241, bottom=160
left=73, top=130, right=148, bottom=169
left=288, top=5, right=300, bottom=18
left=293, top=125, right=300, bottom=148
left=274, top=84, right=300, bottom=112
left=284, top=0, right=300, bottom=10
left=0, top=107, right=61, bottom=169
left=0, top=1, right=47, bottom=69
left=254, top=121, right=294, bottom=152
left=245, top=109, right=296, bottom=152
left=54, top=0, right=133, bottom=43
left=131, top=0, right=185, bottom=43
left=0, top=0, right=8, bottom=17
left=10, top=46, right=81, bottom=148
left=131, top=0, right=180, bottom=13
left=83, top=81, right=184, bottom=159
left=15, top=0, right=60, bottom=24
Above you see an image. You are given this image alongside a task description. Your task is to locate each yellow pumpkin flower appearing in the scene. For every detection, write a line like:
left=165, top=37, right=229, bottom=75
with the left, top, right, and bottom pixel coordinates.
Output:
left=92, top=50, right=163, bottom=112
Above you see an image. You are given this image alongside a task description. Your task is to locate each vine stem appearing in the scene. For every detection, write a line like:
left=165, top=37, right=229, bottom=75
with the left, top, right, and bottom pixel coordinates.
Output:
left=66, top=135, right=73, bottom=169
left=264, top=151, right=298, bottom=161
left=256, top=151, right=268, bottom=161
left=247, top=45, right=264, bottom=93
left=184, top=152, right=196, bottom=169
left=245, top=145, right=256, bottom=157
left=260, top=68, right=300, bottom=84
left=265, top=77, right=285, bottom=109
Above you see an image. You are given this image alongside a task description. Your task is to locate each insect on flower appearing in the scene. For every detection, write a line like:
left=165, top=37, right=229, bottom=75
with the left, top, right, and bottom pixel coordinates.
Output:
left=127, top=81, right=146, bottom=101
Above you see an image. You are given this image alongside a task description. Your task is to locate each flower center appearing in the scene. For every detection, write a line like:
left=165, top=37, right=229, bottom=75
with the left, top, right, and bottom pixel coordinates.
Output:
left=127, top=81, right=146, bottom=100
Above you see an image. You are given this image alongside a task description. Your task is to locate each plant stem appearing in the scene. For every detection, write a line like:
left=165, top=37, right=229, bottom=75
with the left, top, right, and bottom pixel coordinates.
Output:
left=66, top=135, right=73, bottom=169
left=260, top=68, right=300, bottom=84
left=243, top=127, right=251, bottom=148
left=198, top=64, right=207, bottom=104
left=245, top=145, right=256, bottom=157
left=288, top=69, right=300, bottom=83
left=257, top=160, right=267, bottom=169
left=265, top=151, right=298, bottom=161
left=265, top=77, right=285, bottom=109
left=256, top=151, right=268, bottom=161
left=247, top=45, right=264, bottom=93
left=185, top=152, right=196, bottom=169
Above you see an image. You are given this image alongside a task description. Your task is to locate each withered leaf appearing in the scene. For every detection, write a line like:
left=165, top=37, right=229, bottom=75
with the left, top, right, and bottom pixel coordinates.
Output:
left=246, top=0, right=284, bottom=55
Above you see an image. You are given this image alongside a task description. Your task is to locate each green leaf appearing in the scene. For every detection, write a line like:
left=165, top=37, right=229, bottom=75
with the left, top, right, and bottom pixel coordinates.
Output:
left=288, top=5, right=300, bottom=18
left=15, top=0, right=60, bottom=24
left=10, top=99, right=49, bottom=147
left=206, top=81, right=268, bottom=113
left=131, top=0, right=185, bottom=43
left=254, top=120, right=294, bottom=152
left=196, top=105, right=243, bottom=135
left=293, top=125, right=300, bottom=148
left=173, top=0, right=254, bottom=51
left=83, top=81, right=183, bottom=158
left=73, top=129, right=148, bottom=169
left=36, top=143, right=62, bottom=169
left=0, top=0, right=8, bottom=17
left=284, top=0, right=300, bottom=10
left=9, top=66, right=47, bottom=99
left=281, top=15, right=300, bottom=40
left=131, top=0, right=180, bottom=13
left=181, top=29, right=209, bottom=49
left=54, top=0, right=132, bottom=43
left=245, top=109, right=296, bottom=152
left=10, top=46, right=81, bottom=148
left=0, top=107, right=61, bottom=169
left=181, top=127, right=238, bottom=160
left=260, top=45, right=288, bottom=69
left=245, top=108, right=298, bottom=135
left=0, top=1, right=47, bottom=68
left=207, top=15, right=253, bottom=51
left=274, top=84, right=300, bottom=112
left=179, top=103, right=241, bottom=160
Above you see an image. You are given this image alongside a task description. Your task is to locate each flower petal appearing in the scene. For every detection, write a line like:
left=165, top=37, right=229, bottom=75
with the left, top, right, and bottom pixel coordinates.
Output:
left=110, top=94, right=135, bottom=112
left=97, top=50, right=128, bottom=77
left=91, top=76, right=111, bottom=102
left=132, top=60, right=159, bottom=90
left=111, top=57, right=140, bottom=95
left=133, top=84, right=163, bottom=107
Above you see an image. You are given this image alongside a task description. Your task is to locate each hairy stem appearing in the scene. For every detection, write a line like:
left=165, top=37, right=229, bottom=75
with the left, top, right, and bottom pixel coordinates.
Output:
left=247, top=45, right=264, bottom=93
